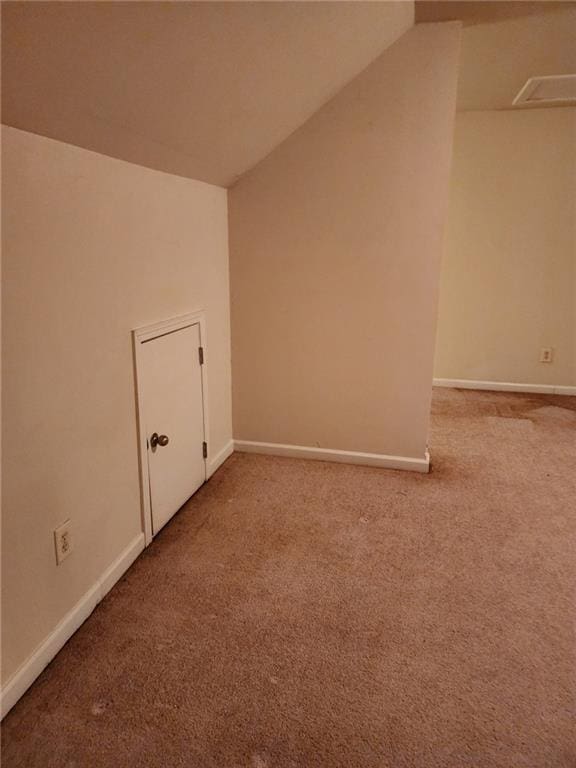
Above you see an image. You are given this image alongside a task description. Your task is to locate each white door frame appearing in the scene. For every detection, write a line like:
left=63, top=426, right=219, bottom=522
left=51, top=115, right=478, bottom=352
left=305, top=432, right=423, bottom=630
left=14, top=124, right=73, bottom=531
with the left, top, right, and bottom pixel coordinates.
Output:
left=132, top=311, right=209, bottom=546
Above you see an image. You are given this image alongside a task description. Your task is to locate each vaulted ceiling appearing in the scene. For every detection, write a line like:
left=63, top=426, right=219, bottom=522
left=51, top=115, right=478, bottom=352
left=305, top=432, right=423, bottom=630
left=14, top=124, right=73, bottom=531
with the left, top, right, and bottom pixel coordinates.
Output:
left=4, top=1, right=573, bottom=185
left=1, top=1, right=413, bottom=187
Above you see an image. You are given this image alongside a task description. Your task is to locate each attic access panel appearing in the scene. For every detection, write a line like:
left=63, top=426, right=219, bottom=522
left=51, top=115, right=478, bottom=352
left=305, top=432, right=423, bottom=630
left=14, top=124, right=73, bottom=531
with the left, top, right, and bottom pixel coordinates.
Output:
left=513, top=74, right=576, bottom=106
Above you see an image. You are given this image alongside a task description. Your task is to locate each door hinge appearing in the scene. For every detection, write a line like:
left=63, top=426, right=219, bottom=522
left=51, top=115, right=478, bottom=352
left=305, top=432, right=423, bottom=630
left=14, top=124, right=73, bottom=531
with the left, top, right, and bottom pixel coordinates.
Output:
left=198, top=346, right=204, bottom=365
left=202, top=441, right=208, bottom=459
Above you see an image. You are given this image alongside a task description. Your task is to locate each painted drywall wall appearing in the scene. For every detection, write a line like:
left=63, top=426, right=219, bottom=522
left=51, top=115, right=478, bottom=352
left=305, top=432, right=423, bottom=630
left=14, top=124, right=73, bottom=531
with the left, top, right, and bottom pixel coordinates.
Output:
left=1, top=127, right=232, bottom=686
left=229, top=23, right=461, bottom=461
left=434, top=108, right=576, bottom=386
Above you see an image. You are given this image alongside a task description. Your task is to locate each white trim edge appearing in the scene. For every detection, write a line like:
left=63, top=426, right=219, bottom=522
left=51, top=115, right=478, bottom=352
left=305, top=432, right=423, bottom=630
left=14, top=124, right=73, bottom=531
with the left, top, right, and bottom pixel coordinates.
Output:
left=433, top=378, right=576, bottom=396
left=513, top=75, right=576, bottom=107
left=553, top=385, right=576, bottom=396
left=206, top=439, right=234, bottom=479
left=234, top=440, right=430, bottom=473
left=1, top=532, right=145, bottom=719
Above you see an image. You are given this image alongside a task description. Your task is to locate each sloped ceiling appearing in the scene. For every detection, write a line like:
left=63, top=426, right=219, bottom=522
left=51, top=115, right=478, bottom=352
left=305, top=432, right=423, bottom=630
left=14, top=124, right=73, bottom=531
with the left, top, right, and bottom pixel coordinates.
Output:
left=1, top=1, right=413, bottom=187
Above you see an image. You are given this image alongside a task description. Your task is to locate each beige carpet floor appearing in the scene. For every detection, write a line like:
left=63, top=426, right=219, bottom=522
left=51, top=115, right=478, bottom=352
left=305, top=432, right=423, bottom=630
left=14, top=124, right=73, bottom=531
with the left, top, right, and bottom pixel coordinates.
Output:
left=2, top=388, right=575, bottom=767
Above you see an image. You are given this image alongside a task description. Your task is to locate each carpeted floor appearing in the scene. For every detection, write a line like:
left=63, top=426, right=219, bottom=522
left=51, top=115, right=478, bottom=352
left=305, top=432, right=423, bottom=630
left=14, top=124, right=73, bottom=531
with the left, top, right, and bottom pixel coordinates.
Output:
left=2, top=388, right=575, bottom=767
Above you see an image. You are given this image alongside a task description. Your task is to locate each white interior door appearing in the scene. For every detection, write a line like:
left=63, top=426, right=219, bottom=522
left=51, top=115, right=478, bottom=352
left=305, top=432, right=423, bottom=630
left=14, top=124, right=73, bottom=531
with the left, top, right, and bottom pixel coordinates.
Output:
left=139, top=323, right=206, bottom=535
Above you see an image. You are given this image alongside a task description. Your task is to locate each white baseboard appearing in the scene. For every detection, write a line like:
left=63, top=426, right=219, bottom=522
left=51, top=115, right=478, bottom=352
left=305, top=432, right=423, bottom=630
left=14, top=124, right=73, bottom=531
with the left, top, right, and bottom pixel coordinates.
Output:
left=234, top=440, right=430, bottom=473
left=99, top=532, right=145, bottom=599
left=206, top=439, right=234, bottom=478
left=1, top=532, right=145, bottom=719
left=433, top=378, right=576, bottom=396
left=553, top=385, right=576, bottom=396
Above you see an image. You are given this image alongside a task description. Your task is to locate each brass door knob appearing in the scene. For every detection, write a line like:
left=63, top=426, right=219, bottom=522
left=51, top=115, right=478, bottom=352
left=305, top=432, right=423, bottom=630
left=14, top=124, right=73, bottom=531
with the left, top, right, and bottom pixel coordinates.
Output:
left=150, top=432, right=169, bottom=448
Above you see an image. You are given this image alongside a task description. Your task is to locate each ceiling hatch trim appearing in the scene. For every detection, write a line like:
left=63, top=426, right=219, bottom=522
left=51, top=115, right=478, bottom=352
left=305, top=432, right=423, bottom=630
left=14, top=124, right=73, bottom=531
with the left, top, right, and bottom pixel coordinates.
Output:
left=513, top=74, right=576, bottom=106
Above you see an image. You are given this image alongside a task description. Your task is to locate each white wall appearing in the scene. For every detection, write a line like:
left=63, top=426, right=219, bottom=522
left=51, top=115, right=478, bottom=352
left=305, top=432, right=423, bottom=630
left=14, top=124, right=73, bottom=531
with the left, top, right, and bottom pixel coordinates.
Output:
left=434, top=108, right=576, bottom=387
left=1, top=127, right=232, bottom=688
left=229, top=23, right=461, bottom=462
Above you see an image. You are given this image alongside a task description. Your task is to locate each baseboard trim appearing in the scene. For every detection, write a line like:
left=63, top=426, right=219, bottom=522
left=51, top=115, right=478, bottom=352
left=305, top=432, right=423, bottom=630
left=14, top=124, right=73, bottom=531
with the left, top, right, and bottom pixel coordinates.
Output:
left=433, top=378, right=576, bottom=396
left=553, top=385, right=576, bottom=396
left=234, top=440, right=430, bottom=473
left=206, top=439, right=234, bottom=479
left=1, top=532, right=145, bottom=719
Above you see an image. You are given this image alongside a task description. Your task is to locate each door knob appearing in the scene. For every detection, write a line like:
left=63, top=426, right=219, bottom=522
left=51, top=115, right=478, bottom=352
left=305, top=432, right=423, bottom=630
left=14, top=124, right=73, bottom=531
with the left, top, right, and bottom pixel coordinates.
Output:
left=150, top=432, right=169, bottom=448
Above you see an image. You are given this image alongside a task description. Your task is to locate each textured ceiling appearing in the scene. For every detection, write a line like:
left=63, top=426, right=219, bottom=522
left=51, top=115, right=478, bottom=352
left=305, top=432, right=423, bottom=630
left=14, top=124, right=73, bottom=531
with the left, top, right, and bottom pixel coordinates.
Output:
left=1, top=1, right=413, bottom=187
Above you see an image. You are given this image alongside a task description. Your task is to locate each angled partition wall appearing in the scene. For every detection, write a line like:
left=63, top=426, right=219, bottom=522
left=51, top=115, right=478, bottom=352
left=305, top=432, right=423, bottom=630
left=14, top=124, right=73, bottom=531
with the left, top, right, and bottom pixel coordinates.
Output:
left=229, top=23, right=462, bottom=470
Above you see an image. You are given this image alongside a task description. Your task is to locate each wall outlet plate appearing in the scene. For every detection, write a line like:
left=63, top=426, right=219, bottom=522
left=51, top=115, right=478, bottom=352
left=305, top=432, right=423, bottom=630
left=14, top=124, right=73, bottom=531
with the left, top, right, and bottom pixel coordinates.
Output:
left=54, top=520, right=73, bottom=565
left=540, top=347, right=554, bottom=363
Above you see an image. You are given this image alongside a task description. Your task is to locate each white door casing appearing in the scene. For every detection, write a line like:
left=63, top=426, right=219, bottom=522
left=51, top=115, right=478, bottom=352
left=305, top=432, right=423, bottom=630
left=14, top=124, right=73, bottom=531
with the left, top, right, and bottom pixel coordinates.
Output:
left=133, top=312, right=209, bottom=543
